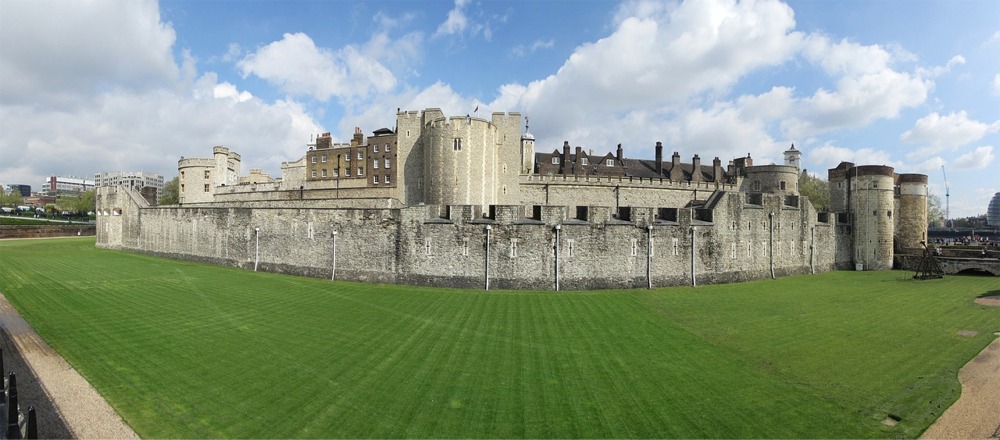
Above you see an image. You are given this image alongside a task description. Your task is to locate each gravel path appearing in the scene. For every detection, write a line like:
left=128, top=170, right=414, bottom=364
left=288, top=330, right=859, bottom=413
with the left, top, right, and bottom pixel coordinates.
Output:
left=0, top=293, right=138, bottom=439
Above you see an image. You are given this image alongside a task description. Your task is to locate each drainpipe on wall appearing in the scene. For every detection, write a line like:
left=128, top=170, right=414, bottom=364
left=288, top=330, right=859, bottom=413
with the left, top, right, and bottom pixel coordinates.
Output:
left=485, top=225, right=491, bottom=291
left=554, top=224, right=561, bottom=291
left=769, top=212, right=775, bottom=279
left=254, top=227, right=260, bottom=272
left=647, top=224, right=653, bottom=289
left=330, top=230, right=338, bottom=280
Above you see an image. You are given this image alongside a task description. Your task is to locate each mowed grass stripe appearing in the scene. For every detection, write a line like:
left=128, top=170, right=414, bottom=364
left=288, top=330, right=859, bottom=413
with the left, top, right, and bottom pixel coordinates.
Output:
left=0, top=237, right=997, bottom=438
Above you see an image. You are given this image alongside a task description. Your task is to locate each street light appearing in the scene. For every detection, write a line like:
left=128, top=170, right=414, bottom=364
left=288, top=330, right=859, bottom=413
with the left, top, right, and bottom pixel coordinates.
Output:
left=254, top=227, right=260, bottom=272
left=331, top=231, right=338, bottom=280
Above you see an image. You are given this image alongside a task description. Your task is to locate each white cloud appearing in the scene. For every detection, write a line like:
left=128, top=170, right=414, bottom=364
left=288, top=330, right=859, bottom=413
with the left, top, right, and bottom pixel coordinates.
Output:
left=807, top=143, right=901, bottom=173
left=510, top=39, right=555, bottom=58
left=494, top=0, right=802, bottom=147
left=238, top=33, right=396, bottom=102
left=0, top=1, right=322, bottom=189
left=901, top=111, right=1000, bottom=158
left=435, top=0, right=471, bottom=37
left=0, top=0, right=179, bottom=109
left=992, top=73, right=1000, bottom=96
left=954, top=146, right=995, bottom=170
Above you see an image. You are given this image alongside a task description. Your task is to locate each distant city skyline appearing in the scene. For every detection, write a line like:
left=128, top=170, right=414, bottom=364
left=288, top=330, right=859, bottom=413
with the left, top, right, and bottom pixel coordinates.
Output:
left=1, top=0, right=997, bottom=216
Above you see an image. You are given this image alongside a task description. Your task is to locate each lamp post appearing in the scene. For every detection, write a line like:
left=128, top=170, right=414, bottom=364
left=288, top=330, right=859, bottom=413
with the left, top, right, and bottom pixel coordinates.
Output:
left=254, top=227, right=260, bottom=272
left=769, top=211, right=775, bottom=279
left=554, top=224, right=561, bottom=291
left=646, top=224, right=653, bottom=289
left=484, top=225, right=492, bottom=291
left=331, top=231, right=338, bottom=280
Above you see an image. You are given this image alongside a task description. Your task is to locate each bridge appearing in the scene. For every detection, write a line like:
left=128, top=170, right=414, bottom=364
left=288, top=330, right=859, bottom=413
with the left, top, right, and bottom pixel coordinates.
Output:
left=895, top=254, right=1000, bottom=276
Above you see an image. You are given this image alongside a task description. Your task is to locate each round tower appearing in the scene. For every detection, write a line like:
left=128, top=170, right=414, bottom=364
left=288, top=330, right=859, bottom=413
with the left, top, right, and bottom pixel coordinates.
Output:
left=423, top=115, right=498, bottom=208
left=741, top=164, right=798, bottom=195
left=851, top=165, right=895, bottom=270
left=896, top=173, right=928, bottom=250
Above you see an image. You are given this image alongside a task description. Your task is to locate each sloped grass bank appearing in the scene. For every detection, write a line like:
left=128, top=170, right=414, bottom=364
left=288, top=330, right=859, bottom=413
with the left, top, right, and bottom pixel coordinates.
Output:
left=0, top=238, right=996, bottom=438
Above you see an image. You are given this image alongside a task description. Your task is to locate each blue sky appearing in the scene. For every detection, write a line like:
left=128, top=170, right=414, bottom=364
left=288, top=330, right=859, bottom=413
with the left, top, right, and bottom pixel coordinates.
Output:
left=1, top=0, right=997, bottom=217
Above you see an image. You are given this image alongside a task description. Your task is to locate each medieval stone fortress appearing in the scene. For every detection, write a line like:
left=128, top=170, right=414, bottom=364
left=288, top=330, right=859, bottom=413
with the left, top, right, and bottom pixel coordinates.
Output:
left=96, top=108, right=929, bottom=290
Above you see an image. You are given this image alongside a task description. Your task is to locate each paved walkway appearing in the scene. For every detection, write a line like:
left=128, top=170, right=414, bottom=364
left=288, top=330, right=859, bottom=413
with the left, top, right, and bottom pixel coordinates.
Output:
left=0, top=293, right=138, bottom=439
left=921, top=334, right=1000, bottom=439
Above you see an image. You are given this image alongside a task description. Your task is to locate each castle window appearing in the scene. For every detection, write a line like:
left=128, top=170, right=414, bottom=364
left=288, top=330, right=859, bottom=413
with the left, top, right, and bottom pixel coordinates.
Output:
left=779, top=181, right=786, bottom=190
left=373, top=175, right=378, bottom=184
left=672, top=238, right=679, bottom=256
left=454, top=138, right=462, bottom=151
left=425, top=238, right=432, bottom=256
left=887, top=210, right=892, bottom=218
left=345, top=155, right=350, bottom=162
left=180, top=171, right=185, bottom=180
left=384, top=175, right=390, bottom=184
left=748, top=242, right=752, bottom=257
left=873, top=210, right=877, bottom=216
left=321, top=155, right=327, bottom=163
left=732, top=243, right=737, bottom=259
left=777, top=241, right=782, bottom=257
left=204, top=170, right=210, bottom=179
left=568, top=239, right=575, bottom=257
left=181, top=184, right=185, bottom=193
left=321, top=169, right=327, bottom=178
left=358, top=167, right=363, bottom=176
left=385, top=143, right=390, bottom=151
left=761, top=241, right=767, bottom=257
left=606, top=159, right=614, bottom=167
left=462, top=237, right=469, bottom=256
left=385, top=159, right=390, bottom=168
left=581, top=157, right=588, bottom=165
left=311, top=171, right=316, bottom=178
left=752, top=180, right=761, bottom=191
left=357, top=152, right=363, bottom=160
left=510, top=239, right=518, bottom=258
left=631, top=239, right=638, bottom=256
left=333, top=168, right=338, bottom=177
left=373, top=145, right=379, bottom=153
left=373, top=160, right=379, bottom=169
left=345, top=169, right=351, bottom=177
left=552, top=156, right=559, bottom=164
left=311, top=156, right=317, bottom=164
left=203, top=184, right=210, bottom=192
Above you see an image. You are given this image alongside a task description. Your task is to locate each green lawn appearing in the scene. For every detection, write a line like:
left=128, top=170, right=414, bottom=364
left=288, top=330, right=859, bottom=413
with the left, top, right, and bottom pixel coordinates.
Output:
left=0, top=237, right=996, bottom=438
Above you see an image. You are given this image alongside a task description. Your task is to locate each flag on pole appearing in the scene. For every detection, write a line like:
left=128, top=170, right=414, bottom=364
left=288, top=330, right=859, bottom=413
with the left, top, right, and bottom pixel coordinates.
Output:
left=474, top=105, right=479, bottom=113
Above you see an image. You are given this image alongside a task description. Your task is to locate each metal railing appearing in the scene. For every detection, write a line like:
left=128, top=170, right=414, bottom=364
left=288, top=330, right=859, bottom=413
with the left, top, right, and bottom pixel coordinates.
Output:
left=0, top=348, right=37, bottom=440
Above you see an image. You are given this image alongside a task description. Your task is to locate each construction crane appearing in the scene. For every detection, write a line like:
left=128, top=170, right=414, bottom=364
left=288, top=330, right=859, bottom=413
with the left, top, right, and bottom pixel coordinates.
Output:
left=941, top=165, right=950, bottom=229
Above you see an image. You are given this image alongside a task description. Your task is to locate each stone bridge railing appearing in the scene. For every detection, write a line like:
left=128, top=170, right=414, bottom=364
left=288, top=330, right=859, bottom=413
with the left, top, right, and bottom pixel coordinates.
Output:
left=896, top=254, right=1000, bottom=276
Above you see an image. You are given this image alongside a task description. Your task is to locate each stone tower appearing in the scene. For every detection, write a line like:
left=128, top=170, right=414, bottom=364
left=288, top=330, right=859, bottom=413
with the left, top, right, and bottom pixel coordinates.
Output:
left=850, top=165, right=895, bottom=270
left=783, top=143, right=801, bottom=173
left=521, top=118, right=535, bottom=174
left=895, top=173, right=928, bottom=250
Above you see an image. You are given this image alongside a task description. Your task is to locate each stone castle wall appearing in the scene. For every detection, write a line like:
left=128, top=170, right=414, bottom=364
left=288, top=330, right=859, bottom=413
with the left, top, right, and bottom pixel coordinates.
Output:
left=97, top=186, right=836, bottom=290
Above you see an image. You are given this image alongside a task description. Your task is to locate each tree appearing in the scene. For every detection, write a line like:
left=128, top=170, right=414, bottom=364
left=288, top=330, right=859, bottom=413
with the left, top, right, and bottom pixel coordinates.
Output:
left=927, top=193, right=944, bottom=228
left=798, top=170, right=829, bottom=212
left=56, top=190, right=96, bottom=214
left=160, top=176, right=179, bottom=205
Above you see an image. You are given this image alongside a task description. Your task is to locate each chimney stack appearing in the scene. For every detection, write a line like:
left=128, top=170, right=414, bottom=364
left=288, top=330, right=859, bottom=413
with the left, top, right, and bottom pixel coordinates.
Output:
left=669, top=151, right=683, bottom=181
left=691, top=154, right=703, bottom=182
left=562, top=141, right=571, bottom=173
left=655, top=142, right=663, bottom=175
left=713, top=157, right=723, bottom=183
left=616, top=144, right=623, bottom=163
